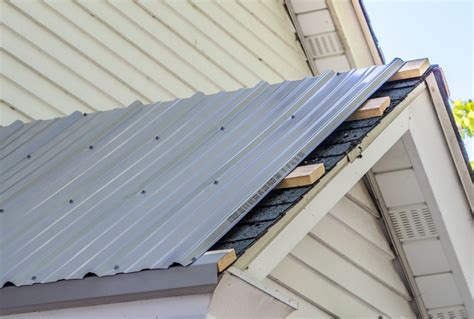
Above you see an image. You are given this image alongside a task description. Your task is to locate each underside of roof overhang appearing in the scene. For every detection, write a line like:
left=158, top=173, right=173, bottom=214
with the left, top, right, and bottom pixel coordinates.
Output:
left=285, top=0, right=383, bottom=75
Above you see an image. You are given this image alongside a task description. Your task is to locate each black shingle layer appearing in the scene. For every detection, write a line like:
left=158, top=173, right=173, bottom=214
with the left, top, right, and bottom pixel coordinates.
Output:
left=212, top=70, right=431, bottom=256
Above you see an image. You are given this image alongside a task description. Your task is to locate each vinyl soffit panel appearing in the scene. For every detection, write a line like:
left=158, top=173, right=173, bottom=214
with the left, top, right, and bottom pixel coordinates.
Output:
left=0, top=59, right=404, bottom=287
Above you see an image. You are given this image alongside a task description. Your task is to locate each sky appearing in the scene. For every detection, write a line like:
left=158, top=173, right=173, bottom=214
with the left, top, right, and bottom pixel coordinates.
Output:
left=364, top=0, right=474, bottom=158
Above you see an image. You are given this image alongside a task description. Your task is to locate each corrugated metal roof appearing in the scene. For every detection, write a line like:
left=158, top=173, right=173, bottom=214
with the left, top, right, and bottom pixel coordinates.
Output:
left=0, top=59, right=403, bottom=287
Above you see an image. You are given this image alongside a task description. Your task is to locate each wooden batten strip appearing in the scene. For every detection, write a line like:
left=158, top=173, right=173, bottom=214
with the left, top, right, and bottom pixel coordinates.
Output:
left=276, top=163, right=325, bottom=189
left=216, top=249, right=237, bottom=272
left=389, top=58, right=430, bottom=81
left=346, top=96, right=391, bottom=121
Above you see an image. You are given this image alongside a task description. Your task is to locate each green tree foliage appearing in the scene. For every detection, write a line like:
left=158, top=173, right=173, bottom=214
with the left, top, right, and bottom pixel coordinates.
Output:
left=452, top=100, right=474, bottom=169
left=452, top=99, right=474, bottom=138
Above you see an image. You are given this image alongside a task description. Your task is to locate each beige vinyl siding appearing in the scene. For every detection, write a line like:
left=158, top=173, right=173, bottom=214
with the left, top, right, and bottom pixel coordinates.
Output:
left=0, top=0, right=311, bottom=126
left=266, top=180, right=416, bottom=318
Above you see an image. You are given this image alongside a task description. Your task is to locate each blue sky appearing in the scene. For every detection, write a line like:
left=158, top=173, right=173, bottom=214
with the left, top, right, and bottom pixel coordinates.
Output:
left=364, top=0, right=473, bottom=158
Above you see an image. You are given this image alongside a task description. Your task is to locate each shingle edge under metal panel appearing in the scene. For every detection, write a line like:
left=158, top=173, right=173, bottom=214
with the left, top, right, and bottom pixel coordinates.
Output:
left=0, top=59, right=403, bottom=287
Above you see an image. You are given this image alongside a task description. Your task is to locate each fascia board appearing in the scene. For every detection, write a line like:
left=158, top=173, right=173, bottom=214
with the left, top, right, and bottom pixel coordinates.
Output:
left=424, top=73, right=474, bottom=214
left=0, top=251, right=226, bottom=316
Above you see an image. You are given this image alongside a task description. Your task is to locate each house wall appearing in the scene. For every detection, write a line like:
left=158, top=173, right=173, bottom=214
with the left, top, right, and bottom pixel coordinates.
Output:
left=0, top=0, right=311, bottom=125
left=263, top=180, right=416, bottom=318
left=1, top=294, right=211, bottom=319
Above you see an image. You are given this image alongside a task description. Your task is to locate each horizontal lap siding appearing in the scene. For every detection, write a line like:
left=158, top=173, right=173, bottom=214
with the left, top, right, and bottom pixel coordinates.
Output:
left=268, top=181, right=416, bottom=318
left=0, top=0, right=311, bottom=125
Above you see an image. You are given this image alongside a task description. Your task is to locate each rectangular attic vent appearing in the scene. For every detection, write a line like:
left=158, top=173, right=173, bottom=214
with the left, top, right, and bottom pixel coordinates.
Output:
left=306, top=32, right=344, bottom=58
left=388, top=204, right=438, bottom=241
left=428, top=306, right=468, bottom=319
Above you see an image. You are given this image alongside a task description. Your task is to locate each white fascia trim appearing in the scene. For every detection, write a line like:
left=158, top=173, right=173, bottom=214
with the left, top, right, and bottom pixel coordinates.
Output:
left=402, top=95, right=473, bottom=317
left=244, top=86, right=419, bottom=281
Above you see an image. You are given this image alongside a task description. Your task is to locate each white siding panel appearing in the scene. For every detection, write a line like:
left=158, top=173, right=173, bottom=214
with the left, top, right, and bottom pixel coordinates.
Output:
left=292, top=236, right=414, bottom=317
left=310, top=215, right=410, bottom=299
left=1, top=0, right=311, bottom=125
left=330, top=196, right=394, bottom=257
left=271, top=256, right=382, bottom=318
left=267, top=182, right=415, bottom=318
left=347, top=180, right=379, bottom=215
left=263, top=277, right=333, bottom=319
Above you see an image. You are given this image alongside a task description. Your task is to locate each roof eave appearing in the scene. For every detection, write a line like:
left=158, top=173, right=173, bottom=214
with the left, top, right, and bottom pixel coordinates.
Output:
left=0, top=250, right=234, bottom=316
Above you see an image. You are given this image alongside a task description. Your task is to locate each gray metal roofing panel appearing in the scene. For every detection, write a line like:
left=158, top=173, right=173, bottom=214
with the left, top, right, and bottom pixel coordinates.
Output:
left=0, top=59, right=403, bottom=287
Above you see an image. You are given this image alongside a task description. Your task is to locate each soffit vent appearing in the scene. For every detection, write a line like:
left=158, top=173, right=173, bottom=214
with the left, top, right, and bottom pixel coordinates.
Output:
left=388, top=204, right=437, bottom=241
left=428, top=306, right=468, bottom=319
left=306, top=32, right=344, bottom=59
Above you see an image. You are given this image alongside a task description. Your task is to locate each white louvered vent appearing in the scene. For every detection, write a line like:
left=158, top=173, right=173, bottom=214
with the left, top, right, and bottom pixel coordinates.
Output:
left=306, top=32, right=344, bottom=58
left=428, top=306, right=468, bottom=319
left=389, top=204, right=437, bottom=241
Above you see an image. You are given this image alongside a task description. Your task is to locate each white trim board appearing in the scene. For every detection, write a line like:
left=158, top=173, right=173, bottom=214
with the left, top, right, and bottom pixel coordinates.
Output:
left=239, top=83, right=424, bottom=281
left=237, top=80, right=473, bottom=317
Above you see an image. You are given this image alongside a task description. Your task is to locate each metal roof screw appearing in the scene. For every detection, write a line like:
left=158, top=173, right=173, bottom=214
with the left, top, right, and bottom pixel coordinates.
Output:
left=113, top=265, right=120, bottom=270
left=31, top=276, right=36, bottom=281
left=89, top=145, right=94, bottom=150
left=155, top=136, right=160, bottom=140
left=291, top=114, right=296, bottom=119
left=213, top=180, right=219, bottom=185
left=141, top=190, right=146, bottom=194
left=220, top=126, right=225, bottom=131
left=69, top=199, right=74, bottom=204
left=0, top=209, right=4, bottom=213
left=26, top=154, right=31, bottom=159
left=83, top=113, right=87, bottom=116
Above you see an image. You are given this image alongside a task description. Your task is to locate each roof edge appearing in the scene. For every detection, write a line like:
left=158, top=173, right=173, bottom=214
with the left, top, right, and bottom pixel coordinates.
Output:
left=0, top=250, right=230, bottom=316
left=233, top=75, right=428, bottom=274
left=425, top=69, right=474, bottom=214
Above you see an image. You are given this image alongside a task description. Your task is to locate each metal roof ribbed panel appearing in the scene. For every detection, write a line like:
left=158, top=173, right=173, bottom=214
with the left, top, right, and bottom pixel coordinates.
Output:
left=0, top=59, right=403, bottom=287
